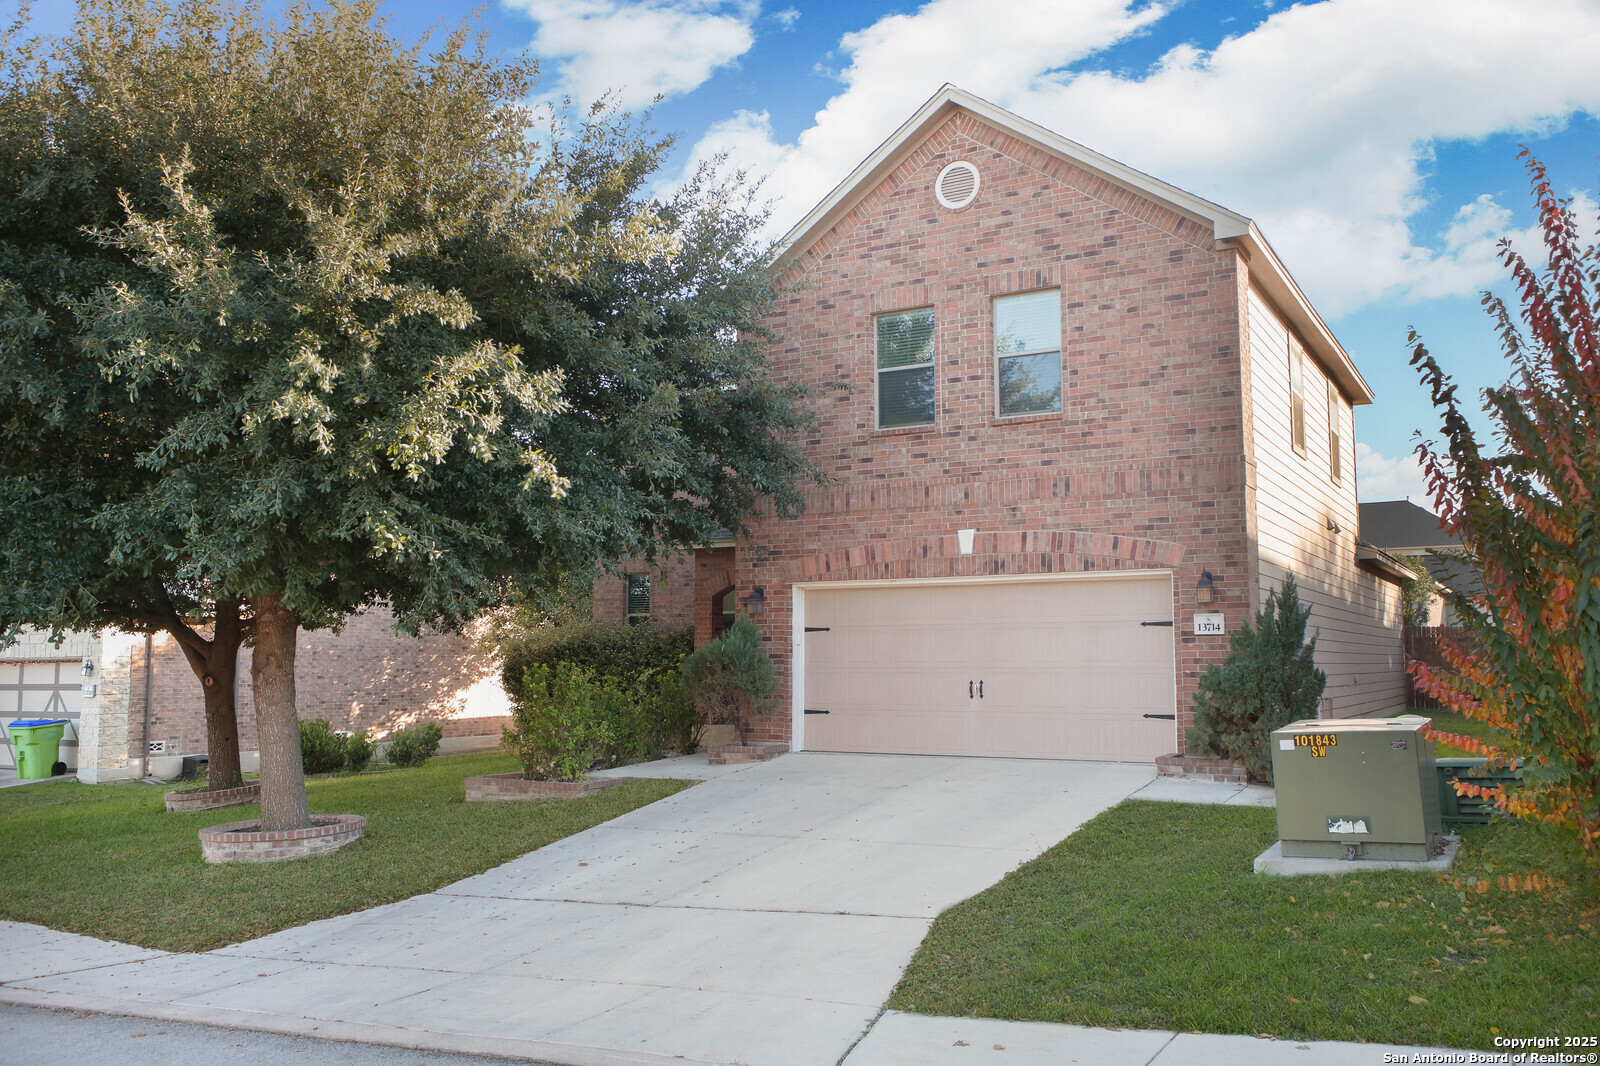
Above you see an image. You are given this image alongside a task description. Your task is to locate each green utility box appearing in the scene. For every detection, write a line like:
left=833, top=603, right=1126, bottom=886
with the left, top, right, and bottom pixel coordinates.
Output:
left=8, top=718, right=69, bottom=780
left=1269, top=716, right=1442, bottom=862
left=1436, top=757, right=1521, bottom=824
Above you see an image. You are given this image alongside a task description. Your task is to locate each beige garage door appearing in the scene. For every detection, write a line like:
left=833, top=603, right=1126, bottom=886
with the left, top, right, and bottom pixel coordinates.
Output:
left=801, top=575, right=1175, bottom=761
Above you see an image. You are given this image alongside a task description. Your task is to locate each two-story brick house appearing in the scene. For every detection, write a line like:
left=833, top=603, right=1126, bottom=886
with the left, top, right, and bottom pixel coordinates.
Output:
left=607, top=85, right=1410, bottom=763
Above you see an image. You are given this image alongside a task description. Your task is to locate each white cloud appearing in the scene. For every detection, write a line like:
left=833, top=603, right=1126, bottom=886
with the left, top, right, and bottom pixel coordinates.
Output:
left=688, top=0, right=1600, bottom=315
left=1356, top=442, right=1433, bottom=503
left=771, top=6, right=800, bottom=29
left=509, top=0, right=759, bottom=110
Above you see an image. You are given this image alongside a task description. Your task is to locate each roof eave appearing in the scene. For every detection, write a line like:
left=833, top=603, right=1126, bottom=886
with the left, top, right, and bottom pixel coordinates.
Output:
left=1223, top=223, right=1375, bottom=406
left=1355, top=544, right=1416, bottom=586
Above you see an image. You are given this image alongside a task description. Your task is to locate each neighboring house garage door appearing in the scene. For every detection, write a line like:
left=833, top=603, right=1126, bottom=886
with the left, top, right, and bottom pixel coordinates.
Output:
left=800, top=574, right=1175, bottom=762
left=0, top=661, right=82, bottom=770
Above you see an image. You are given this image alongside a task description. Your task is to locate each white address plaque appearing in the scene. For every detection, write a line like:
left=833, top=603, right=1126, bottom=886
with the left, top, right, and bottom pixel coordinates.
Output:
left=1192, top=613, right=1226, bottom=636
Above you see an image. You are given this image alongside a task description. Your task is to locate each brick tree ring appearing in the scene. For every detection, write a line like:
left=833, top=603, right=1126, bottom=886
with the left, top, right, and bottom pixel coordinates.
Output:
left=197, top=813, right=366, bottom=863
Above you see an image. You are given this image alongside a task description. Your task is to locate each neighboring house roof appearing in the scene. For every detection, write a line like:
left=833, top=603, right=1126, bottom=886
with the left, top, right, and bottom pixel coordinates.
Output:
left=772, top=83, right=1374, bottom=406
left=1357, top=499, right=1460, bottom=551
left=1358, top=499, right=1483, bottom=601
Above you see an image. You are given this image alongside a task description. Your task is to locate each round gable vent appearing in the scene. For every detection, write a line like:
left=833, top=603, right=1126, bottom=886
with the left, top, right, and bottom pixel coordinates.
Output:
left=935, top=160, right=980, bottom=210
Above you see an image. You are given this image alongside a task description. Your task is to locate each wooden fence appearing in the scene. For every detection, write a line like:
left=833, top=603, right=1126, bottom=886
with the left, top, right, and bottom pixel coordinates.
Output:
left=1403, top=625, right=1470, bottom=709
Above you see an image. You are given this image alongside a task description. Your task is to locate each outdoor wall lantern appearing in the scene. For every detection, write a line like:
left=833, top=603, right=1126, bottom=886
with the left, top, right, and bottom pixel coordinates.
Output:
left=1195, top=570, right=1217, bottom=604
left=743, top=587, right=767, bottom=615
left=80, top=658, right=95, bottom=678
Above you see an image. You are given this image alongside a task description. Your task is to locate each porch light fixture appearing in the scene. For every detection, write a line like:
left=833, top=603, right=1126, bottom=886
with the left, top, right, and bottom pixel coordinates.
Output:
left=1195, top=570, right=1217, bottom=605
left=80, top=658, right=95, bottom=678
left=743, top=587, right=767, bottom=615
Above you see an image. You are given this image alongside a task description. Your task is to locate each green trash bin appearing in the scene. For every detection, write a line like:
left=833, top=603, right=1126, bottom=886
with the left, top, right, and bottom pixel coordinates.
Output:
left=9, top=719, right=69, bottom=780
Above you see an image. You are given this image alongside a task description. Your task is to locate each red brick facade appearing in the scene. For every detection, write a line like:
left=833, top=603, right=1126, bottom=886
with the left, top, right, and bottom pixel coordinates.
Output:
left=713, top=108, right=1253, bottom=747
left=591, top=553, right=698, bottom=629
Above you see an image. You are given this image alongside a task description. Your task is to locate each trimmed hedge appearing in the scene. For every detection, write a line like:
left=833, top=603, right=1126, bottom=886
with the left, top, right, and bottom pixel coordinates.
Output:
left=500, top=620, right=693, bottom=692
left=499, top=621, right=703, bottom=778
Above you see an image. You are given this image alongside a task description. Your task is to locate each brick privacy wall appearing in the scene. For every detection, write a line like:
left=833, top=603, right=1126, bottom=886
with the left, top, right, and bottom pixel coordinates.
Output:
left=129, top=608, right=510, bottom=760
left=592, top=552, right=698, bottom=627
left=729, top=110, right=1252, bottom=750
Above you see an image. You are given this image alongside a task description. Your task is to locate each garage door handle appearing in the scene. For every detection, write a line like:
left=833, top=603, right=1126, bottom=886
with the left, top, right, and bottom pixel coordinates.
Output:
left=1143, top=713, right=1176, bottom=720
left=804, top=709, right=830, bottom=715
left=1140, top=620, right=1174, bottom=627
left=978, top=680, right=983, bottom=699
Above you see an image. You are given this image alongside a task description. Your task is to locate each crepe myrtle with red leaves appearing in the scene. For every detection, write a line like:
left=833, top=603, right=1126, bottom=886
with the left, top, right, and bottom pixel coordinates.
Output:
left=1408, top=150, right=1600, bottom=856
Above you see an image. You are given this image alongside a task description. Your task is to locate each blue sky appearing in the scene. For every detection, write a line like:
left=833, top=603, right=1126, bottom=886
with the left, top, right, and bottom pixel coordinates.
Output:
left=18, top=0, right=1600, bottom=504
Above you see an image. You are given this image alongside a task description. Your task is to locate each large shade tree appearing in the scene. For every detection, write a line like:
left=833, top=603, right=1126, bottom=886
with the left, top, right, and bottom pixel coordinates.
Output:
left=0, top=0, right=816, bottom=829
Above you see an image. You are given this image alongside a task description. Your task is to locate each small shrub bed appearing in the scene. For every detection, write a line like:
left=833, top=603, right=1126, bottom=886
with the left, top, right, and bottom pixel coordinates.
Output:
left=501, top=621, right=702, bottom=780
left=1188, top=577, right=1325, bottom=783
left=682, top=615, right=776, bottom=743
left=384, top=721, right=442, bottom=768
left=297, top=718, right=374, bottom=775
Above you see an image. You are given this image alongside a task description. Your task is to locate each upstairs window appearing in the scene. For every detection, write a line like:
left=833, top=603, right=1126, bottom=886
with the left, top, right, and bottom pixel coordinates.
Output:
left=876, top=308, right=936, bottom=428
left=1327, top=381, right=1342, bottom=483
left=625, top=574, right=650, bottom=625
left=1289, top=341, right=1307, bottom=456
left=995, top=290, right=1062, bottom=417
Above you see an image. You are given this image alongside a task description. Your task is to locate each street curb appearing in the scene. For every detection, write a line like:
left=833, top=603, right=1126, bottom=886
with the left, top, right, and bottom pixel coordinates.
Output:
left=0, top=987, right=727, bottom=1066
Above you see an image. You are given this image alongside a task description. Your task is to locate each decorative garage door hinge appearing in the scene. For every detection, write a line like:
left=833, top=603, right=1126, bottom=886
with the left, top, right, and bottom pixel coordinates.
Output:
left=1143, top=713, right=1177, bottom=720
left=1139, top=620, right=1174, bottom=627
left=804, top=627, right=831, bottom=632
left=804, top=709, right=830, bottom=715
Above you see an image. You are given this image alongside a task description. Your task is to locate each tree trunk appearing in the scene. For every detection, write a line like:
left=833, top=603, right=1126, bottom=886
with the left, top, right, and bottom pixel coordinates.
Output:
left=200, top=646, right=243, bottom=790
left=252, top=593, right=311, bottom=831
left=165, top=598, right=247, bottom=792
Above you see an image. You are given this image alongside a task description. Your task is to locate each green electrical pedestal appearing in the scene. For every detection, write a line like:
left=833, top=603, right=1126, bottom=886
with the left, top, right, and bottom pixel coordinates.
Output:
left=1269, top=715, right=1442, bottom=862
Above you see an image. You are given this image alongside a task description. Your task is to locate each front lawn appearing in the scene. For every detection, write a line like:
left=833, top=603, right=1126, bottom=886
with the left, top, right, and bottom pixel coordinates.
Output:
left=1417, top=710, right=1510, bottom=758
left=890, top=801, right=1598, bottom=1049
left=0, top=752, right=690, bottom=953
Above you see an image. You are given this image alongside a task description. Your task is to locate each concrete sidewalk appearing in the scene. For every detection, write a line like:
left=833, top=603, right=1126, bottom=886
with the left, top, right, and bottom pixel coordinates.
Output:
left=846, top=1011, right=1470, bottom=1066
left=0, top=992, right=1476, bottom=1065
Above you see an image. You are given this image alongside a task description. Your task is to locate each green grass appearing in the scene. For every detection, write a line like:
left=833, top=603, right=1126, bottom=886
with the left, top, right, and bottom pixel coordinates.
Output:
left=890, top=801, right=1598, bottom=1049
left=0, top=752, right=690, bottom=952
left=1417, top=710, right=1510, bottom=758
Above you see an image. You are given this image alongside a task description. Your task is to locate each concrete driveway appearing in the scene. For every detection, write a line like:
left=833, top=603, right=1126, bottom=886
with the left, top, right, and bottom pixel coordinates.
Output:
left=0, top=753, right=1154, bottom=1066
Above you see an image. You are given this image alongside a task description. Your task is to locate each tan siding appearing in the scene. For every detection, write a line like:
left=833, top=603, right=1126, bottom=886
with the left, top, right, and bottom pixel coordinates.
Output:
left=1247, top=287, right=1405, bottom=718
